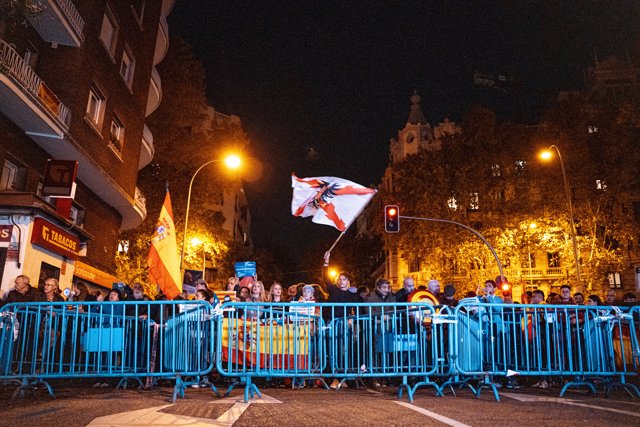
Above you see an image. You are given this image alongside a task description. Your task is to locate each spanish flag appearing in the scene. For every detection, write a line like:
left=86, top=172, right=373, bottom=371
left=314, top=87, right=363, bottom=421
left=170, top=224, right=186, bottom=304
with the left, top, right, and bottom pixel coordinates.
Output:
left=147, top=191, right=182, bottom=299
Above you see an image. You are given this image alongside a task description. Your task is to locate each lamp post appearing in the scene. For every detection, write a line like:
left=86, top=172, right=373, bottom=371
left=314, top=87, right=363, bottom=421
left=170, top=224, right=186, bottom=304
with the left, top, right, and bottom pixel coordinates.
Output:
left=527, top=222, right=536, bottom=289
left=539, top=145, right=582, bottom=285
left=190, top=237, right=206, bottom=277
left=180, top=154, right=241, bottom=269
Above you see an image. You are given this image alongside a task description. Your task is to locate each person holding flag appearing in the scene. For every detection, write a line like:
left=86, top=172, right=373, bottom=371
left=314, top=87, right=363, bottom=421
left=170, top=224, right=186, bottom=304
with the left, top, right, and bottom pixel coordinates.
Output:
left=148, top=188, right=182, bottom=300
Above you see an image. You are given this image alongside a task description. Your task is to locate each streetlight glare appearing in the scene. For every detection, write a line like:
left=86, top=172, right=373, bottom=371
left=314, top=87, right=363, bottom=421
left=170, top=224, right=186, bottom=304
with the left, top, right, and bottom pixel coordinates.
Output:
left=224, top=154, right=242, bottom=169
left=329, top=269, right=338, bottom=279
left=539, top=150, right=553, bottom=161
left=190, top=237, right=202, bottom=246
left=529, top=223, right=537, bottom=229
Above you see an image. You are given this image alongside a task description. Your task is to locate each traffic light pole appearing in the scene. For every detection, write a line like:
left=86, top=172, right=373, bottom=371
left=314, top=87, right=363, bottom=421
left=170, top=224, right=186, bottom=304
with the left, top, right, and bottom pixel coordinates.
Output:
left=399, top=215, right=504, bottom=279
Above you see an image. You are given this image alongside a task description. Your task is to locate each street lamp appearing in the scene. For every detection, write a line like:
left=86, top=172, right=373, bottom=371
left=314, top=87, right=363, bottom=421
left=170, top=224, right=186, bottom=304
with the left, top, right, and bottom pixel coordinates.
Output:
left=538, top=145, right=582, bottom=285
left=180, top=154, right=242, bottom=269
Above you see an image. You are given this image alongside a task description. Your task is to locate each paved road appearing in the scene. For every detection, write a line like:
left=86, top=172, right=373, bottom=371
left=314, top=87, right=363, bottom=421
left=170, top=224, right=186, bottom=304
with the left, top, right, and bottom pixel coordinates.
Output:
left=2, top=381, right=639, bottom=426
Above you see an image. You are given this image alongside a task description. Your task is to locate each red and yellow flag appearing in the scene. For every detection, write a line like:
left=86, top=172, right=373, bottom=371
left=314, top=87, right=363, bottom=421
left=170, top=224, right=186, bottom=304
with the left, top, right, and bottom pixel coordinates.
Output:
left=147, top=191, right=182, bottom=299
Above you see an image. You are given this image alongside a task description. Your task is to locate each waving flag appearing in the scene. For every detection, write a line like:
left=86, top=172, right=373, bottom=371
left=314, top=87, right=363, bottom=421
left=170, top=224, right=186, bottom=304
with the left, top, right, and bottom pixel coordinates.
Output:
left=291, top=174, right=376, bottom=231
left=147, top=191, right=182, bottom=299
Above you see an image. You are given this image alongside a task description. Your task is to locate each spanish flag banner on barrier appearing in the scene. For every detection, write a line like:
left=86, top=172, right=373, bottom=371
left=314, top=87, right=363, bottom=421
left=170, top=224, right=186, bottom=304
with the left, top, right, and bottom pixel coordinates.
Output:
left=147, top=191, right=182, bottom=299
left=221, top=318, right=311, bottom=369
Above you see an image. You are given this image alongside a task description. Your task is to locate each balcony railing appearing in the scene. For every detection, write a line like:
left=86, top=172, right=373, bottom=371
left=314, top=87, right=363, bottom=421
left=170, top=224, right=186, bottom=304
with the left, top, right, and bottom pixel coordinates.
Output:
left=0, top=39, right=70, bottom=128
left=28, top=0, right=85, bottom=47
left=139, top=123, right=154, bottom=169
left=53, top=0, right=85, bottom=40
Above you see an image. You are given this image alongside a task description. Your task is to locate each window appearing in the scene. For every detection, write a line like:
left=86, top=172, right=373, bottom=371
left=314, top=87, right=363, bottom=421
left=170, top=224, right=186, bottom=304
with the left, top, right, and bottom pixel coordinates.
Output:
left=120, top=45, right=135, bottom=88
left=596, top=179, right=607, bottom=191
left=69, top=204, right=85, bottom=228
left=24, top=42, right=39, bottom=70
left=109, top=114, right=125, bottom=153
left=99, top=7, right=118, bottom=58
left=409, top=258, right=421, bottom=273
left=0, top=160, right=18, bottom=190
left=117, top=240, right=129, bottom=254
left=468, top=192, right=479, bottom=211
left=514, top=160, right=527, bottom=176
left=491, top=164, right=501, bottom=177
left=86, top=85, right=106, bottom=128
left=588, top=125, right=598, bottom=134
left=547, top=252, right=560, bottom=268
left=447, top=195, right=458, bottom=210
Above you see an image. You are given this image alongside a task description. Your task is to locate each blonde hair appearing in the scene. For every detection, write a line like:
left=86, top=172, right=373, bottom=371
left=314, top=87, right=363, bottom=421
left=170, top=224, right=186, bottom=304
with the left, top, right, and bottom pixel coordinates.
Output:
left=251, top=280, right=267, bottom=302
left=267, top=282, right=287, bottom=302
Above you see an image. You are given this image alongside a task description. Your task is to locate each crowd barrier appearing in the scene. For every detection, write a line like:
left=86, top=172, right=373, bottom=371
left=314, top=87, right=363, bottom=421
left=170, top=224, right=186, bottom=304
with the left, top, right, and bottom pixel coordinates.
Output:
left=0, top=300, right=215, bottom=400
left=454, top=300, right=640, bottom=401
left=1, top=299, right=638, bottom=403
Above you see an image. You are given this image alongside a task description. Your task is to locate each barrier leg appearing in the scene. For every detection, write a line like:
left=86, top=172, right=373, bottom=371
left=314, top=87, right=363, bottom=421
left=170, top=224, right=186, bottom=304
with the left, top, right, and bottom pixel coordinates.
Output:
left=440, top=375, right=476, bottom=397
left=242, top=376, right=261, bottom=403
left=10, top=378, right=55, bottom=399
left=604, top=375, right=640, bottom=399
left=172, top=375, right=187, bottom=403
left=410, top=375, right=444, bottom=399
left=559, top=376, right=596, bottom=397
left=117, top=376, right=143, bottom=390
left=224, top=378, right=240, bottom=397
left=475, top=374, right=500, bottom=402
left=397, top=375, right=413, bottom=402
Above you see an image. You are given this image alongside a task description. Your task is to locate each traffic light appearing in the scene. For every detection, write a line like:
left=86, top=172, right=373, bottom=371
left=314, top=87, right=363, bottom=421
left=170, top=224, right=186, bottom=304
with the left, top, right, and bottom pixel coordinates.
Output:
left=384, top=205, right=400, bottom=233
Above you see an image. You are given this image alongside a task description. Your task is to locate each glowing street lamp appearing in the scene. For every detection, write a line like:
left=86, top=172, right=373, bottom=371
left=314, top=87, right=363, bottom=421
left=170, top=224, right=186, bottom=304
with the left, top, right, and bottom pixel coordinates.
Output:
left=538, top=145, right=582, bottom=284
left=180, top=153, right=242, bottom=269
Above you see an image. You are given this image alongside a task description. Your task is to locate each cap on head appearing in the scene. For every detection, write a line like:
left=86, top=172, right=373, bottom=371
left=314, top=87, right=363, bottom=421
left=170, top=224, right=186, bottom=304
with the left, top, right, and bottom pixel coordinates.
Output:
left=444, top=284, right=455, bottom=297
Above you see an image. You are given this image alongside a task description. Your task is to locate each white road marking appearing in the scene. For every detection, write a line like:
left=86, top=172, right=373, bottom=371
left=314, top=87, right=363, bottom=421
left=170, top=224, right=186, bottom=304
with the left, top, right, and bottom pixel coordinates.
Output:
left=365, top=388, right=383, bottom=395
left=501, top=392, right=640, bottom=418
left=394, top=401, right=472, bottom=427
left=87, top=393, right=282, bottom=427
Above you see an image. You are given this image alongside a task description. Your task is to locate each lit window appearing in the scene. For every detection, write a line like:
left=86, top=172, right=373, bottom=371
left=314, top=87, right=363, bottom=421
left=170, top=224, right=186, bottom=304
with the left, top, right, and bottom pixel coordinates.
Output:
left=491, top=164, right=501, bottom=177
left=99, top=7, right=118, bottom=57
left=120, top=46, right=135, bottom=88
left=69, top=205, right=85, bottom=227
left=588, top=125, right=598, bottom=134
left=469, top=192, right=479, bottom=211
left=447, top=195, right=458, bottom=210
left=596, top=179, right=607, bottom=191
left=514, top=160, right=527, bottom=176
left=109, top=114, right=125, bottom=153
left=86, top=85, right=106, bottom=128
left=118, top=240, right=129, bottom=254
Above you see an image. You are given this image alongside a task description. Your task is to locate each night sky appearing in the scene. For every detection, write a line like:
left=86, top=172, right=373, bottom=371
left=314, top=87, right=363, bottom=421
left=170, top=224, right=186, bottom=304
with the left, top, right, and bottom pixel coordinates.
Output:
left=169, top=1, right=640, bottom=266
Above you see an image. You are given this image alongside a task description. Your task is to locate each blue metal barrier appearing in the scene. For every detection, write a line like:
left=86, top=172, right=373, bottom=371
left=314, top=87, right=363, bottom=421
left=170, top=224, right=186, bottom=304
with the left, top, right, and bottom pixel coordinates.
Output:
left=214, top=301, right=445, bottom=402
left=454, top=300, right=640, bottom=401
left=0, top=300, right=216, bottom=400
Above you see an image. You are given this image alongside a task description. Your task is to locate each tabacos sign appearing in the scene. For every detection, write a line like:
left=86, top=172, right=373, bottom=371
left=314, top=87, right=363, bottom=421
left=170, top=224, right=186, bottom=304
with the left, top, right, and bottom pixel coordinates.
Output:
left=31, top=218, right=80, bottom=259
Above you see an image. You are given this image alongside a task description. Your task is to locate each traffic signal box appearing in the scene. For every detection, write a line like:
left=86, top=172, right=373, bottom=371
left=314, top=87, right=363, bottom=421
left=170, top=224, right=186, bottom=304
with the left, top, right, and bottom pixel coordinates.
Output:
left=384, top=205, right=400, bottom=233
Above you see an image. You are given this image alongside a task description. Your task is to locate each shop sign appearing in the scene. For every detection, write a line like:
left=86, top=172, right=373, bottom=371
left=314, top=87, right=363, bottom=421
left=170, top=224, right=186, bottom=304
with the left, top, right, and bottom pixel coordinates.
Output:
left=0, top=225, right=12, bottom=243
left=31, top=218, right=80, bottom=259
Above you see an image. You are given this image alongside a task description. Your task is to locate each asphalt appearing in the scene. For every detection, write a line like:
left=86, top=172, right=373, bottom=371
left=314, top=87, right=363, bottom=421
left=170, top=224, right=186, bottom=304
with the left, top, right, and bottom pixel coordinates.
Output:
left=1, top=380, right=639, bottom=426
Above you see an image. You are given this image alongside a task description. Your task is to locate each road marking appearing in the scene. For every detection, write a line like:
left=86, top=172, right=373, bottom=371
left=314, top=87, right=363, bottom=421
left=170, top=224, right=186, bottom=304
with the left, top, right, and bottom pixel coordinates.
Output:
left=87, top=405, right=216, bottom=426
left=394, top=401, right=472, bottom=427
left=209, top=393, right=283, bottom=427
left=87, top=393, right=282, bottom=427
left=365, top=388, right=383, bottom=395
left=501, top=392, right=640, bottom=418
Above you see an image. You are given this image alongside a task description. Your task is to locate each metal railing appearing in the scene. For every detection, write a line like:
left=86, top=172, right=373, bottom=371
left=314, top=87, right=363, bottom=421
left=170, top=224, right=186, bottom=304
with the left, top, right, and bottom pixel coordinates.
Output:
left=0, top=39, right=71, bottom=128
left=54, top=0, right=85, bottom=41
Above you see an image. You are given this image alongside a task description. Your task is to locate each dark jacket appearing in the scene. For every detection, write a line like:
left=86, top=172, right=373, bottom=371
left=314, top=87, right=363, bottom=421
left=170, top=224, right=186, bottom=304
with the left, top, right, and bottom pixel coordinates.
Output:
left=2, top=286, right=42, bottom=306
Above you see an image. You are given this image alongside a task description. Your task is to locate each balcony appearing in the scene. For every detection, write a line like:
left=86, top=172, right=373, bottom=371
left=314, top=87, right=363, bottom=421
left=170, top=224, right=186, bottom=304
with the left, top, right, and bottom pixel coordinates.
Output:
left=27, top=0, right=85, bottom=47
left=162, top=0, right=175, bottom=17
left=0, top=39, right=70, bottom=138
left=139, top=123, right=154, bottom=169
left=153, top=16, right=169, bottom=66
left=134, top=187, right=147, bottom=219
left=145, top=67, right=162, bottom=117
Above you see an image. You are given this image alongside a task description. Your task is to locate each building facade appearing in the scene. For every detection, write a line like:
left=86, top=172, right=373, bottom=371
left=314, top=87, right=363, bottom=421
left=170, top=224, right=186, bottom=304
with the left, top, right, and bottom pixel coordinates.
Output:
left=0, top=0, right=174, bottom=296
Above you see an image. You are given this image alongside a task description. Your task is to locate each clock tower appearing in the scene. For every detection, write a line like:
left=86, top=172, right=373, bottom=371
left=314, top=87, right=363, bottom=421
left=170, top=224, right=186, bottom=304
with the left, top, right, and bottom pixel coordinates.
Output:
left=390, top=91, right=434, bottom=164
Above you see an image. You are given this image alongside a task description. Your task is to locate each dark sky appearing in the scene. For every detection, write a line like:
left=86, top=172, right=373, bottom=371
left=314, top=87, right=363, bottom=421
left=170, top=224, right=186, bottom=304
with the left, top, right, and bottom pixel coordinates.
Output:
left=169, top=1, right=640, bottom=264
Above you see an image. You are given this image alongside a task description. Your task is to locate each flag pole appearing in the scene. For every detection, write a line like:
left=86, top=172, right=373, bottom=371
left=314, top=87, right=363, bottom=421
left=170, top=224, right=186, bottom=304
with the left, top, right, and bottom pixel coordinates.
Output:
left=327, top=231, right=346, bottom=254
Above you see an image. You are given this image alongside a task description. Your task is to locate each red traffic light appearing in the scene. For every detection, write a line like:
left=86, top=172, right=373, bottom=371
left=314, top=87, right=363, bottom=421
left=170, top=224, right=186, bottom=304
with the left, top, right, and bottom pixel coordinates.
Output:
left=384, top=205, right=400, bottom=233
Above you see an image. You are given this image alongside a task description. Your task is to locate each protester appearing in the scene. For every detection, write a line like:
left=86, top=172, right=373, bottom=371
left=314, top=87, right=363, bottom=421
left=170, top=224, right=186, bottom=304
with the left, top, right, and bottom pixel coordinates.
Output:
left=267, top=282, right=287, bottom=302
left=42, top=278, right=64, bottom=303
left=2, top=275, right=42, bottom=305
left=395, top=277, right=415, bottom=303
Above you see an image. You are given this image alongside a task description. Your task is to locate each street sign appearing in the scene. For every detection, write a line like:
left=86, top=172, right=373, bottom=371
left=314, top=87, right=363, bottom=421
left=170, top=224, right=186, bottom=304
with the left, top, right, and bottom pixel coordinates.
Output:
left=42, top=159, right=78, bottom=197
